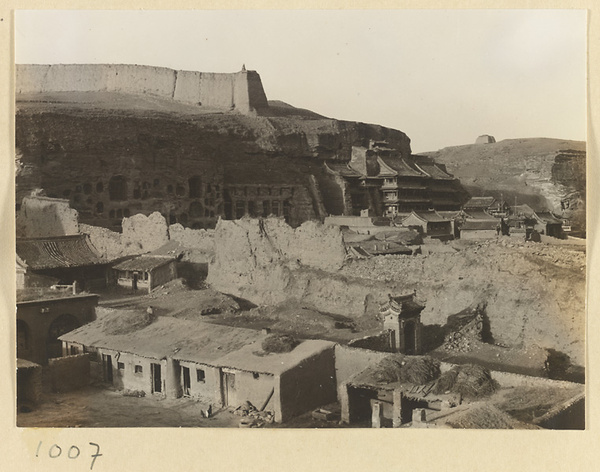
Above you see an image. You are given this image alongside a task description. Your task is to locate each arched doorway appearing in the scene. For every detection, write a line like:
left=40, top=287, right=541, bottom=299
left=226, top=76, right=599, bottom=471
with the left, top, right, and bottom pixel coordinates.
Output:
left=47, top=314, right=80, bottom=360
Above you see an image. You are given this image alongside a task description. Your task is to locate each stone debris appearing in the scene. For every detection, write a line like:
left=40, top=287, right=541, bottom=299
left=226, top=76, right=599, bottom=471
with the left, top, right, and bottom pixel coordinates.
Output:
left=233, top=401, right=274, bottom=426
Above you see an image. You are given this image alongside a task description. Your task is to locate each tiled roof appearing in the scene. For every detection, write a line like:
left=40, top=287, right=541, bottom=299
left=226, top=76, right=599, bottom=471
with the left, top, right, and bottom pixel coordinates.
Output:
left=410, top=210, right=450, bottom=223
left=463, top=210, right=497, bottom=220
left=325, top=161, right=362, bottom=177
left=380, top=294, right=424, bottom=318
left=16, top=235, right=105, bottom=270
left=461, top=220, right=499, bottom=231
left=416, top=163, right=455, bottom=180
left=381, top=157, right=426, bottom=177
left=535, top=212, right=563, bottom=224
left=464, top=197, right=496, bottom=209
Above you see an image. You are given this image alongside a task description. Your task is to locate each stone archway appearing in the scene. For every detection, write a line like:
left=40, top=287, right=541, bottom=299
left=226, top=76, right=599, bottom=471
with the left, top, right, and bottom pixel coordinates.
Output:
left=47, top=314, right=80, bottom=360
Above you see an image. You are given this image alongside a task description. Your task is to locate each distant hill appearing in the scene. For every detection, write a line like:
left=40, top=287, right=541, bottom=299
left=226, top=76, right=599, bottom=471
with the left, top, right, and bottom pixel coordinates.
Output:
left=421, top=138, right=586, bottom=235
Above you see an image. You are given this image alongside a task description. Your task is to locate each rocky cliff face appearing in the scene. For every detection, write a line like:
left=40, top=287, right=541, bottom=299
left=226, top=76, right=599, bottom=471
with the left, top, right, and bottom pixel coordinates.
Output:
left=15, top=92, right=412, bottom=230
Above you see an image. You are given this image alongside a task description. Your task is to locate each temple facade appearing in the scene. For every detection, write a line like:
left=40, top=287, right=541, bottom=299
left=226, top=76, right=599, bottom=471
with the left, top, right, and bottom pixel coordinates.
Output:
left=324, top=141, right=468, bottom=217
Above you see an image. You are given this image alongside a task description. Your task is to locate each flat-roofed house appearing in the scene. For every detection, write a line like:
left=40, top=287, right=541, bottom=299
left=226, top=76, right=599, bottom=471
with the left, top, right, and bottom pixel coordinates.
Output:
left=59, top=317, right=337, bottom=423
left=112, top=255, right=177, bottom=293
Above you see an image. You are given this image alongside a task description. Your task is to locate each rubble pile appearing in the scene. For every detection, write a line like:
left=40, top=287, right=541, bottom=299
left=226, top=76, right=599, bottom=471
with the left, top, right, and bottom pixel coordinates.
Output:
left=233, top=401, right=274, bottom=427
left=443, top=309, right=484, bottom=353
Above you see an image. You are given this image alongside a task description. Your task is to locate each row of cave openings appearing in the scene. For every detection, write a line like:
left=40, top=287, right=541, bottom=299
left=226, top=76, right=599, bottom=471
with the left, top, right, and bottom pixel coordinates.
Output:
left=61, top=175, right=220, bottom=219
left=56, top=174, right=297, bottom=229
left=64, top=175, right=218, bottom=203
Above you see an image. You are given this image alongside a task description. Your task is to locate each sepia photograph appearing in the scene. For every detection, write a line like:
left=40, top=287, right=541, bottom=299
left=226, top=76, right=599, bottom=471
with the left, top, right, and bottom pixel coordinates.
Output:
left=13, top=8, right=587, bottom=432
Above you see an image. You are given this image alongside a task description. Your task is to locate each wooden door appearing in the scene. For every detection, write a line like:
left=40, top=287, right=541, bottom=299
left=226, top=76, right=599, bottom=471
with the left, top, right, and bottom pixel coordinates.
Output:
left=223, top=372, right=236, bottom=407
left=182, top=366, right=191, bottom=396
left=103, top=354, right=113, bottom=384
left=151, top=363, right=162, bottom=393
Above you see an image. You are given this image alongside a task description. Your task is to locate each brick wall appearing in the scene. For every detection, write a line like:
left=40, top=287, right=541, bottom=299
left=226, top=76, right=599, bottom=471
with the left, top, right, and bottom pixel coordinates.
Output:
left=48, top=354, right=90, bottom=392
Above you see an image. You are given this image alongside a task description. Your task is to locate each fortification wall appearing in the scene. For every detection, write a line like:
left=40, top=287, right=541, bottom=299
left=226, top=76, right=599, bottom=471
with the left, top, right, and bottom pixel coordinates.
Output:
left=16, top=64, right=268, bottom=114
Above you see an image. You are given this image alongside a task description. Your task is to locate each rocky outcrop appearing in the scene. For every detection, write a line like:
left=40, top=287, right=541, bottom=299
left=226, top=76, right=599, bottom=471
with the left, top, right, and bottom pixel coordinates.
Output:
left=16, top=193, right=79, bottom=238
left=207, top=217, right=349, bottom=303
left=121, top=212, right=170, bottom=253
left=168, top=224, right=215, bottom=256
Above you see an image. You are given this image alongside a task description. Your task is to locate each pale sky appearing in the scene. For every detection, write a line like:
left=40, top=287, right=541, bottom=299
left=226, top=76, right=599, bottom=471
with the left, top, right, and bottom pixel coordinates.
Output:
left=15, top=9, right=586, bottom=153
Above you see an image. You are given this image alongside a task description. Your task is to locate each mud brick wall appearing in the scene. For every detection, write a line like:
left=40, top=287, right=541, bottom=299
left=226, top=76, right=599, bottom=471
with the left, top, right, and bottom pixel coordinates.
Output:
left=17, top=64, right=268, bottom=114
left=277, top=346, right=337, bottom=422
left=334, top=345, right=390, bottom=398
left=48, top=354, right=90, bottom=392
left=348, top=332, right=394, bottom=353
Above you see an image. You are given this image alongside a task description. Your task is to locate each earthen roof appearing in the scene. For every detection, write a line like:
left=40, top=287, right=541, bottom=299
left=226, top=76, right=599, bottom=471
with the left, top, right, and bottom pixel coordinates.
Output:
left=112, top=255, right=176, bottom=272
left=16, top=234, right=106, bottom=270
left=59, top=317, right=333, bottom=374
left=60, top=317, right=266, bottom=364
left=216, top=339, right=335, bottom=375
left=17, top=358, right=41, bottom=369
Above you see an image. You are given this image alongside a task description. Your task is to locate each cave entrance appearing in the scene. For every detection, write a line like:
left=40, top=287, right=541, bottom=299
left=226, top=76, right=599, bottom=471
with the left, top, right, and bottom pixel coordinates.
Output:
left=108, top=175, right=128, bottom=201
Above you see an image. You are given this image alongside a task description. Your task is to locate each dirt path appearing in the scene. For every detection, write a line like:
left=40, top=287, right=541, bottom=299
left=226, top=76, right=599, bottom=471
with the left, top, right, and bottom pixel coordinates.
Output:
left=17, top=386, right=240, bottom=428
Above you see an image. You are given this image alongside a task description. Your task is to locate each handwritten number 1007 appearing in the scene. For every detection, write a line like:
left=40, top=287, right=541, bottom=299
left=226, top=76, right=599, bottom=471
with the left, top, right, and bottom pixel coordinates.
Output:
left=36, top=441, right=102, bottom=470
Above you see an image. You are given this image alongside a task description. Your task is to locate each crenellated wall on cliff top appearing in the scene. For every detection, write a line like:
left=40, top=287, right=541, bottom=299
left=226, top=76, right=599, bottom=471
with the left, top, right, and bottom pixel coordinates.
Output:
left=16, top=64, right=269, bottom=114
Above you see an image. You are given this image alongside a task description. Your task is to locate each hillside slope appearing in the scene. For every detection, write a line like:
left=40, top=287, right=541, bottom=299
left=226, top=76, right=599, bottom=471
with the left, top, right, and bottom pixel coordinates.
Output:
left=422, top=138, right=586, bottom=234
